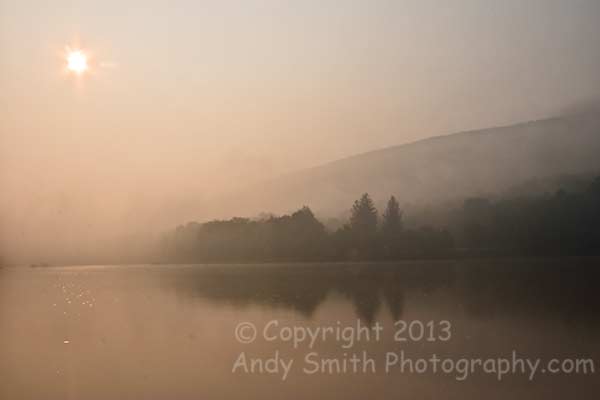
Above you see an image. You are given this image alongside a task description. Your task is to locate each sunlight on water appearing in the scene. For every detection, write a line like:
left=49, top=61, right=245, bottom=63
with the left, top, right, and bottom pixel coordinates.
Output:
left=0, top=260, right=599, bottom=399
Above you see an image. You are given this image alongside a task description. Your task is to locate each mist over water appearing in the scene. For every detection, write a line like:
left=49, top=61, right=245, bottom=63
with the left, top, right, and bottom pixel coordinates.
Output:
left=1, top=260, right=599, bottom=399
left=2, top=2, right=600, bottom=399
left=2, top=1, right=600, bottom=265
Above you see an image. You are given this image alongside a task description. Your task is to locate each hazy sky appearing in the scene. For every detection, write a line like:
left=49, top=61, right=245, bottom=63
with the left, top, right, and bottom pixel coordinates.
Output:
left=2, top=0, right=600, bottom=263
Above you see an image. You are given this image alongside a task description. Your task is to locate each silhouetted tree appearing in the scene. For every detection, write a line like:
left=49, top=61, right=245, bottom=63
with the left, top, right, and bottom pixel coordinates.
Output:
left=380, top=196, right=403, bottom=258
left=350, top=193, right=378, bottom=236
left=160, top=175, right=600, bottom=262
left=347, top=193, right=379, bottom=259
left=382, top=196, right=402, bottom=234
left=270, top=206, right=327, bottom=259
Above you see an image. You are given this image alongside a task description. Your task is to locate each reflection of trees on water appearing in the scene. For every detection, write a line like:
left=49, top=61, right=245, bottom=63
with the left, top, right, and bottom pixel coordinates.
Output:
left=165, top=259, right=600, bottom=324
left=166, top=263, right=455, bottom=322
left=459, top=258, right=600, bottom=323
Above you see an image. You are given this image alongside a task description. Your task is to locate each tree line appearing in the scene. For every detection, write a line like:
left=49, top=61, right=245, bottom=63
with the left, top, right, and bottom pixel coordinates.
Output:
left=160, top=176, right=600, bottom=262
left=459, top=176, right=600, bottom=256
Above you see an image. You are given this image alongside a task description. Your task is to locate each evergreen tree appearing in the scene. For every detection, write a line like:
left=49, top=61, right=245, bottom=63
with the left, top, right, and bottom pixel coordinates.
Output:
left=380, top=196, right=403, bottom=258
left=350, top=193, right=378, bottom=237
left=381, top=196, right=402, bottom=236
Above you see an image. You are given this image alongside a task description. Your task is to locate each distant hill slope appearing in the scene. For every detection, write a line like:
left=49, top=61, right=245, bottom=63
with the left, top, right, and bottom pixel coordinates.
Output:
left=215, top=112, right=600, bottom=218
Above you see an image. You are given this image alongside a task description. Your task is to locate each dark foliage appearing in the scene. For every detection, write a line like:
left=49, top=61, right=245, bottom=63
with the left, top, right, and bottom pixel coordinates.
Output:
left=459, top=176, right=600, bottom=256
left=161, top=176, right=600, bottom=262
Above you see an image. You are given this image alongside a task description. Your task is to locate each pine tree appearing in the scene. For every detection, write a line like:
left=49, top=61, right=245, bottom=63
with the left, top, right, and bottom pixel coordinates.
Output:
left=350, top=193, right=378, bottom=237
left=382, top=196, right=402, bottom=236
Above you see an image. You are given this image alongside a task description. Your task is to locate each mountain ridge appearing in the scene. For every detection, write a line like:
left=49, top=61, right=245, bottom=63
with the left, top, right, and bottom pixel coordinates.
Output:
left=207, top=112, right=600, bottom=219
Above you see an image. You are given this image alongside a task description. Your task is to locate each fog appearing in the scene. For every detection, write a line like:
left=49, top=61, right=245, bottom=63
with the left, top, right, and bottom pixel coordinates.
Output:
left=2, top=0, right=600, bottom=265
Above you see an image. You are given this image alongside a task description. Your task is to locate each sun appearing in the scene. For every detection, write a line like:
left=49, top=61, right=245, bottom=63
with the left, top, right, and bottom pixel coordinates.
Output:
left=67, top=50, right=88, bottom=74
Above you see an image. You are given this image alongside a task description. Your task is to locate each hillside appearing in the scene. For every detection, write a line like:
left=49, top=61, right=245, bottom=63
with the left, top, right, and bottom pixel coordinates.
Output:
left=212, top=112, right=600, bottom=218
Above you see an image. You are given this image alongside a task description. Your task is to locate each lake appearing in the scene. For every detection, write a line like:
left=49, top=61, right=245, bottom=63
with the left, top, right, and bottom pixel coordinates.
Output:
left=1, top=258, right=599, bottom=399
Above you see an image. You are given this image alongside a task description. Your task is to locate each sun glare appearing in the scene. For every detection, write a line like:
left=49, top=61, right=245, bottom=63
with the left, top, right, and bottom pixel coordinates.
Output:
left=67, top=50, right=88, bottom=74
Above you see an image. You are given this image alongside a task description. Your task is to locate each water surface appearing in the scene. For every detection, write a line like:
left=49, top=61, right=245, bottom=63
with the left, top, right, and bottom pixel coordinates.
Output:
left=1, top=259, right=599, bottom=399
